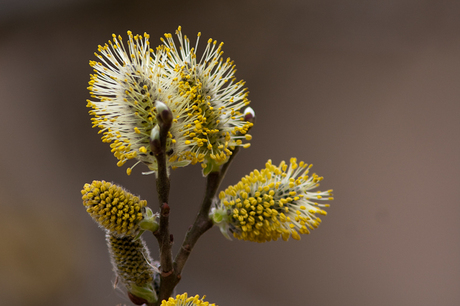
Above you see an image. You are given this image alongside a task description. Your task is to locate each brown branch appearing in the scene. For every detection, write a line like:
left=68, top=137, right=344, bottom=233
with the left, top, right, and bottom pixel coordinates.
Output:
left=174, top=146, right=241, bottom=275
left=151, top=105, right=175, bottom=305
left=153, top=202, right=175, bottom=303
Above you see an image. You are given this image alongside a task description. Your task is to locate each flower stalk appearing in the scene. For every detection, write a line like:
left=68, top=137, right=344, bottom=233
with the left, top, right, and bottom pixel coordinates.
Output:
left=151, top=102, right=174, bottom=303
left=152, top=145, right=240, bottom=304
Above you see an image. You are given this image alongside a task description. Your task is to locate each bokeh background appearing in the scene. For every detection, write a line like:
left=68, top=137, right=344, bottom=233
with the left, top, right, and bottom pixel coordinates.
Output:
left=1, top=1, right=459, bottom=305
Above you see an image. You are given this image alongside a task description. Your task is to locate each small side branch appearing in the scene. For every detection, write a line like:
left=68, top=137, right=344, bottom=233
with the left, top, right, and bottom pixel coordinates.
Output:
left=175, top=147, right=241, bottom=275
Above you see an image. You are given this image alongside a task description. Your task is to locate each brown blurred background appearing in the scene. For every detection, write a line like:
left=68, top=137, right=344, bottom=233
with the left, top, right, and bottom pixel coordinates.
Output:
left=1, top=0, right=459, bottom=305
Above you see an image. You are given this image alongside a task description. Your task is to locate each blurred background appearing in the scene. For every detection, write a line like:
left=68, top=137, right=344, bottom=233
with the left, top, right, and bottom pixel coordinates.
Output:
left=1, top=0, right=459, bottom=305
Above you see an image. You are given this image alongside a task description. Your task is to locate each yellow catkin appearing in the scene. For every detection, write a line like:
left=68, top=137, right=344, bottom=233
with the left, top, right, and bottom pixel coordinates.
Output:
left=161, top=293, right=216, bottom=306
left=160, top=27, right=254, bottom=169
left=82, top=180, right=147, bottom=237
left=214, top=158, right=332, bottom=243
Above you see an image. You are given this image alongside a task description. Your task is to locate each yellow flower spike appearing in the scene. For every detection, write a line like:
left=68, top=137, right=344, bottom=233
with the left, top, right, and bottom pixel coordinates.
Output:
left=82, top=180, right=149, bottom=237
left=161, top=293, right=216, bottom=306
left=160, top=27, right=254, bottom=172
left=210, top=158, right=333, bottom=243
left=87, top=31, right=195, bottom=175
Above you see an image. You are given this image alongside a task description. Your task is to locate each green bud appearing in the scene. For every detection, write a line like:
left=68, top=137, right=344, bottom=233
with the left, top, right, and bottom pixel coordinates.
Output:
left=209, top=207, right=232, bottom=240
left=138, top=207, right=159, bottom=233
left=202, top=157, right=221, bottom=176
left=129, top=283, right=157, bottom=304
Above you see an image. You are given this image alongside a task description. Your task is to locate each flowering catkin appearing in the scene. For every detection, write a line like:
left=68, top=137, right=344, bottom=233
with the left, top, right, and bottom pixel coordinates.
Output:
left=82, top=180, right=147, bottom=237
left=211, top=158, right=333, bottom=242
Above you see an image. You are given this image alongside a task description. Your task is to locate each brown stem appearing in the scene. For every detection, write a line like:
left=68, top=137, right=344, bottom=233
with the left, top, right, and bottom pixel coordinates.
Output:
left=154, top=203, right=175, bottom=303
left=152, top=172, right=220, bottom=306
left=153, top=144, right=241, bottom=305
left=152, top=112, right=174, bottom=304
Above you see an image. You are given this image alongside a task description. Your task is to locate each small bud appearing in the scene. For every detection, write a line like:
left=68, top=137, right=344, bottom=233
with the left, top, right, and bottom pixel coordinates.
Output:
left=155, top=100, right=173, bottom=126
left=202, top=158, right=221, bottom=176
left=149, top=126, right=161, bottom=155
left=138, top=207, right=159, bottom=233
left=244, top=106, right=255, bottom=124
left=209, top=207, right=232, bottom=240
left=128, top=291, right=149, bottom=306
left=161, top=203, right=170, bottom=216
left=128, top=284, right=157, bottom=305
